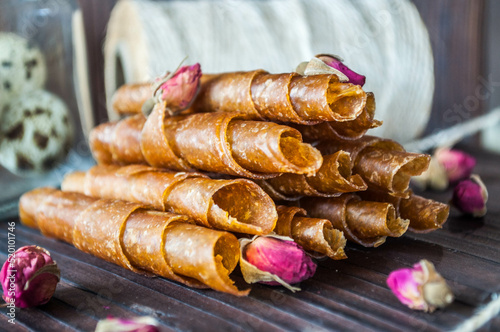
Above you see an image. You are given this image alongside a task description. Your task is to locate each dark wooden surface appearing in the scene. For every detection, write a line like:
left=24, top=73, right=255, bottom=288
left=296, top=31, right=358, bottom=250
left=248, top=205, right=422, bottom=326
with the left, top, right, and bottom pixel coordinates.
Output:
left=1, top=147, right=499, bottom=332
left=77, top=0, right=489, bottom=136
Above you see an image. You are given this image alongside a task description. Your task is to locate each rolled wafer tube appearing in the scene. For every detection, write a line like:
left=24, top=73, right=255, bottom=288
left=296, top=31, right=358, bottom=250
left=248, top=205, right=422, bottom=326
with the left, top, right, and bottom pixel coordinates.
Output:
left=399, top=194, right=450, bottom=233
left=358, top=190, right=449, bottom=233
left=110, top=75, right=214, bottom=116
left=111, top=82, right=153, bottom=116
left=293, top=92, right=382, bottom=142
left=62, top=164, right=278, bottom=235
left=256, top=151, right=367, bottom=201
left=275, top=206, right=347, bottom=260
left=19, top=188, right=249, bottom=296
left=90, top=107, right=323, bottom=179
left=300, top=195, right=409, bottom=247
left=111, top=71, right=367, bottom=124
left=316, top=135, right=430, bottom=198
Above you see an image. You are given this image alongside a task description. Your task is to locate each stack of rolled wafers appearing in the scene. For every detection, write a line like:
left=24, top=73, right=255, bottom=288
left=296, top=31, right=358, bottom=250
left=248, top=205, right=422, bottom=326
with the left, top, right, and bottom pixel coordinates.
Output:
left=20, top=56, right=449, bottom=296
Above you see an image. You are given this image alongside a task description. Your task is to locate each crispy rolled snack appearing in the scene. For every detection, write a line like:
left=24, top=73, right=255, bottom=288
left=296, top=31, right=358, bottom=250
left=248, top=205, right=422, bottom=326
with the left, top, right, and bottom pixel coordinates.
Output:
left=19, top=188, right=249, bottom=296
left=62, top=164, right=277, bottom=235
left=90, top=108, right=323, bottom=179
left=256, top=151, right=367, bottom=201
left=400, top=194, right=450, bottom=233
left=111, top=71, right=367, bottom=124
left=293, top=92, right=382, bottom=142
left=111, top=83, right=153, bottom=116
left=358, top=190, right=449, bottom=233
left=317, top=135, right=430, bottom=198
left=300, top=195, right=409, bottom=247
left=275, top=206, right=347, bottom=260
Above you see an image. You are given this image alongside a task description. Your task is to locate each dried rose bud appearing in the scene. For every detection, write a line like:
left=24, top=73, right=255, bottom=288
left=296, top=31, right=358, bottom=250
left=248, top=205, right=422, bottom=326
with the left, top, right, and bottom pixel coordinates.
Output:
left=387, top=259, right=454, bottom=312
left=435, top=148, right=476, bottom=183
left=316, top=54, right=366, bottom=86
left=1, top=245, right=60, bottom=308
left=452, top=174, right=488, bottom=217
left=239, top=235, right=316, bottom=292
left=146, top=63, right=202, bottom=117
left=95, top=316, right=160, bottom=332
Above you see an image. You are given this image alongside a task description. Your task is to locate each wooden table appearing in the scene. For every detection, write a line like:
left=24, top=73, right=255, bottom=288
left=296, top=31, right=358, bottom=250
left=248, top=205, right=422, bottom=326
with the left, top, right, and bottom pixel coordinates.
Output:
left=1, top=148, right=499, bottom=332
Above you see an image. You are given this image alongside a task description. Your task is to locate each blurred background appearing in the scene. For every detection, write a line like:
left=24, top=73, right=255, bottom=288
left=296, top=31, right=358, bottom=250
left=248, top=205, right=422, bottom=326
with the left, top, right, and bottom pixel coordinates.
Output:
left=74, top=0, right=500, bottom=148
left=0, top=0, right=499, bottom=215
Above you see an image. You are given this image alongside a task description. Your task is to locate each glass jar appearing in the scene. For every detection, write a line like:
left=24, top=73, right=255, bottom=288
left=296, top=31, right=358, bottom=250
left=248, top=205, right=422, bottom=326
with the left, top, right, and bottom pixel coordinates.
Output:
left=0, top=0, right=93, bottom=218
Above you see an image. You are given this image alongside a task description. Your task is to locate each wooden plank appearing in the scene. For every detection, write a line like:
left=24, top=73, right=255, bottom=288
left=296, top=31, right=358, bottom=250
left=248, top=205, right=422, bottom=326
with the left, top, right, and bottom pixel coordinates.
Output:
left=2, top=146, right=500, bottom=331
left=0, top=235, right=248, bottom=332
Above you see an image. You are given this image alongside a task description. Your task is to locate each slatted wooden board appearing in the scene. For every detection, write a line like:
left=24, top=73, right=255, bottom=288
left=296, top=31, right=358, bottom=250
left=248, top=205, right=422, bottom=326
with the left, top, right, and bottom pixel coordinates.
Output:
left=1, top=148, right=499, bottom=331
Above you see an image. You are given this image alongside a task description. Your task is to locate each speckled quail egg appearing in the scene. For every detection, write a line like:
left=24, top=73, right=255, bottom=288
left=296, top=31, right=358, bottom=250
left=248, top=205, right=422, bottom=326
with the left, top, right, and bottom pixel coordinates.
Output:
left=0, top=89, right=73, bottom=175
left=0, top=32, right=47, bottom=115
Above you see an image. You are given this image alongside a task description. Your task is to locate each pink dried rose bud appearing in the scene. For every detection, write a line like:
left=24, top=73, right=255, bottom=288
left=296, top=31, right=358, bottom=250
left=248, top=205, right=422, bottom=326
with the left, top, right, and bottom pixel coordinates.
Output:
left=241, top=236, right=316, bottom=291
left=157, top=63, right=202, bottom=112
left=387, top=259, right=454, bottom=312
left=95, top=316, right=160, bottom=332
left=1, top=245, right=60, bottom=308
left=435, top=148, right=476, bottom=183
left=316, top=54, right=366, bottom=86
left=452, top=174, right=488, bottom=217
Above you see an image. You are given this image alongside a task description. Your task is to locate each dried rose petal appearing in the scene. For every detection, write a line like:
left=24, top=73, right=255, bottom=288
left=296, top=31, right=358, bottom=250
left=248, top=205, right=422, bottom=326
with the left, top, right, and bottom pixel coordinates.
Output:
left=1, top=245, right=60, bottom=308
left=452, top=174, right=488, bottom=217
left=316, top=54, right=366, bottom=86
left=387, top=259, right=453, bottom=312
left=239, top=235, right=316, bottom=291
left=155, top=63, right=202, bottom=114
left=435, top=148, right=476, bottom=183
left=95, top=316, right=160, bottom=332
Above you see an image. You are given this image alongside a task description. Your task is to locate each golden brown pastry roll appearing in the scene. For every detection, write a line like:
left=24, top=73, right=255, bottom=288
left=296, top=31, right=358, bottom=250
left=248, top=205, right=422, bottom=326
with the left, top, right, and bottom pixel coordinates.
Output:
left=19, top=188, right=249, bottom=296
left=111, top=83, right=152, bottom=116
left=300, top=195, right=409, bottom=247
left=275, top=206, right=347, bottom=260
left=293, top=92, right=382, bottom=141
left=399, top=194, right=450, bottom=233
left=256, top=151, right=367, bottom=201
left=62, top=164, right=277, bottom=235
left=90, top=108, right=323, bottom=179
left=358, top=190, right=449, bottom=233
left=316, top=135, right=430, bottom=198
left=110, top=71, right=367, bottom=124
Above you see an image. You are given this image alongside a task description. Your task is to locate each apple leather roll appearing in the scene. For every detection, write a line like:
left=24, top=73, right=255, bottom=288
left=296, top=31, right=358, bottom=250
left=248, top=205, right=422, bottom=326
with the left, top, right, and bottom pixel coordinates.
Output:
left=358, top=190, right=450, bottom=233
left=62, top=164, right=277, bottom=235
left=256, top=151, right=367, bottom=201
left=293, top=92, right=382, bottom=142
left=111, top=82, right=153, bottom=116
left=299, top=195, right=409, bottom=247
left=19, top=188, right=249, bottom=296
left=317, top=135, right=430, bottom=198
left=111, top=71, right=367, bottom=124
left=90, top=108, right=323, bottom=179
left=275, top=206, right=347, bottom=260
left=399, top=194, right=450, bottom=233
